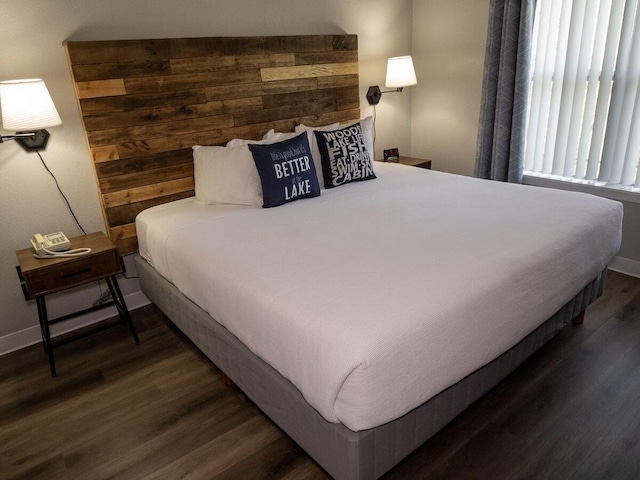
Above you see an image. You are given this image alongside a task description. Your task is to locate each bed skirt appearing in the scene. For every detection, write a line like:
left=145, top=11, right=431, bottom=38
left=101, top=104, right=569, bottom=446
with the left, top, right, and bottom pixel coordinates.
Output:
left=135, top=256, right=606, bottom=479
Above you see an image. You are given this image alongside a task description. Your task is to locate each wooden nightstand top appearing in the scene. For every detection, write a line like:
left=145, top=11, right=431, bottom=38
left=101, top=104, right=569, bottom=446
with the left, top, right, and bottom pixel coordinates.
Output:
left=16, top=232, right=122, bottom=297
left=377, top=156, right=432, bottom=169
left=397, top=156, right=432, bottom=169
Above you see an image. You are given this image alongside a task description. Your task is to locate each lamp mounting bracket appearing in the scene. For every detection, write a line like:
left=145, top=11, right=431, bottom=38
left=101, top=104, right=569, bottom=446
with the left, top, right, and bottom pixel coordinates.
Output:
left=366, top=86, right=405, bottom=105
left=366, top=86, right=382, bottom=105
left=0, top=130, right=50, bottom=151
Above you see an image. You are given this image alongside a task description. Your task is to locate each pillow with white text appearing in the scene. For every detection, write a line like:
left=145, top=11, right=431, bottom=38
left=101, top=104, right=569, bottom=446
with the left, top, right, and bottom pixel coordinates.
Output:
left=248, top=132, right=321, bottom=207
left=313, top=122, right=376, bottom=189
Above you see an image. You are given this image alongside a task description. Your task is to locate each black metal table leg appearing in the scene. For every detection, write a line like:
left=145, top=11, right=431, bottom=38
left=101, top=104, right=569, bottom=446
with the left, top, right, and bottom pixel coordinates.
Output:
left=105, top=276, right=139, bottom=345
left=36, top=296, right=56, bottom=377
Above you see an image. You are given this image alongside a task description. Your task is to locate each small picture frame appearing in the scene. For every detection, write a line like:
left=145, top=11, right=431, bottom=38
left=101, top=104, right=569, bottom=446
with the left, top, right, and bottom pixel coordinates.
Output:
left=383, top=148, right=399, bottom=162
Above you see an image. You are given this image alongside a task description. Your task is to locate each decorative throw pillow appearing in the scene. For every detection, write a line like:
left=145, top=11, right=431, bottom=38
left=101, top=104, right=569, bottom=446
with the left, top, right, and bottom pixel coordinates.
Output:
left=296, top=117, right=375, bottom=188
left=248, top=132, right=321, bottom=208
left=343, top=116, right=375, bottom=164
left=313, top=122, right=376, bottom=189
left=295, top=122, right=340, bottom=188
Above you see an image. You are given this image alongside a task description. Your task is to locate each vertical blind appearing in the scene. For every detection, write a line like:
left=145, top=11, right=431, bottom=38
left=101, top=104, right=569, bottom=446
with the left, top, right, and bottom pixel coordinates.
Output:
left=525, top=0, right=640, bottom=189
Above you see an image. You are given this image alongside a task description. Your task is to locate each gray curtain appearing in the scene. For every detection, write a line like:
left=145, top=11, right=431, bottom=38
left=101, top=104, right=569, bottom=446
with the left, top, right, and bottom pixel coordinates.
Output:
left=475, top=0, right=536, bottom=183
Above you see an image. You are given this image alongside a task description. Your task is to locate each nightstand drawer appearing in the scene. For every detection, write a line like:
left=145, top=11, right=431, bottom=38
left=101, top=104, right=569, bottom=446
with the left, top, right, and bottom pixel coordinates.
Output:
left=25, top=250, right=121, bottom=297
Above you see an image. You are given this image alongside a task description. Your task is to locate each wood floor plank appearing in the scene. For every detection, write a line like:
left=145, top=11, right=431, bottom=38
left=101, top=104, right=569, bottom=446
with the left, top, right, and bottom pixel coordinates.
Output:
left=77, top=394, right=258, bottom=480
left=140, top=415, right=284, bottom=480
left=1, top=272, right=639, bottom=479
left=213, top=435, right=311, bottom=480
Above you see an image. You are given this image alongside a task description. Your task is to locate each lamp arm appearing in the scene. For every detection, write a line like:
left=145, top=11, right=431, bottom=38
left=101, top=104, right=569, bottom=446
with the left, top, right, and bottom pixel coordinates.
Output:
left=380, top=87, right=404, bottom=94
left=366, top=86, right=406, bottom=105
left=0, top=133, right=36, bottom=143
left=0, top=130, right=50, bottom=151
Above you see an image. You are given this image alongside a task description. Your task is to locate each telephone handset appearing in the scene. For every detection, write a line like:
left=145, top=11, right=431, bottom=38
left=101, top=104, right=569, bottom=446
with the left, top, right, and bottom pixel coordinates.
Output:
left=30, top=232, right=92, bottom=259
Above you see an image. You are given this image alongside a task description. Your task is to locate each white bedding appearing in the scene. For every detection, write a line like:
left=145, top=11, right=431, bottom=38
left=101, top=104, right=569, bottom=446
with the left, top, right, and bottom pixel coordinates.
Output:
left=136, top=163, right=622, bottom=431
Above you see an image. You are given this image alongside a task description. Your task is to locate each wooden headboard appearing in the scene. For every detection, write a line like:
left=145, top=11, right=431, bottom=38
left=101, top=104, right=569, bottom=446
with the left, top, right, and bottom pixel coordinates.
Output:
left=64, top=35, right=360, bottom=255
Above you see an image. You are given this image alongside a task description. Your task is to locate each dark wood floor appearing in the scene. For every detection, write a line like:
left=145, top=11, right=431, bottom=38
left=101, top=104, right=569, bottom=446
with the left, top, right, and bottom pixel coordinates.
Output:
left=1, top=270, right=639, bottom=479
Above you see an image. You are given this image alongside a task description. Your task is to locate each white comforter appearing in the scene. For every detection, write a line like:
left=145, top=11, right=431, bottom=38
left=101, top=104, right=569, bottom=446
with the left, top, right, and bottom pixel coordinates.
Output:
left=136, top=163, right=622, bottom=431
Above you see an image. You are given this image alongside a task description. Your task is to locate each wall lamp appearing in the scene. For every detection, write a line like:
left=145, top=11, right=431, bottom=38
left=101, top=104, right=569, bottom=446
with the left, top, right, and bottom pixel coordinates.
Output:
left=0, top=79, right=62, bottom=151
left=366, top=55, right=418, bottom=105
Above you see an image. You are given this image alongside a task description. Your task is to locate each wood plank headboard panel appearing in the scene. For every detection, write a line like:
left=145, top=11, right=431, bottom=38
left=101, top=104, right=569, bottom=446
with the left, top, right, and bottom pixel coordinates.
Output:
left=64, top=35, right=360, bottom=255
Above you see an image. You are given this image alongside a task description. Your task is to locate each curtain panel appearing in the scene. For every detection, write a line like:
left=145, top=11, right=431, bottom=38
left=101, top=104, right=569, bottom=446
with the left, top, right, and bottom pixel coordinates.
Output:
left=475, top=0, right=536, bottom=183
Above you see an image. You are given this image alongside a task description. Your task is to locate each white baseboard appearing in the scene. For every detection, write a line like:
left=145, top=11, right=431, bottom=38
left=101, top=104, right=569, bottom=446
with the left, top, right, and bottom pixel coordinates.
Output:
left=0, top=291, right=150, bottom=356
left=609, top=256, right=640, bottom=279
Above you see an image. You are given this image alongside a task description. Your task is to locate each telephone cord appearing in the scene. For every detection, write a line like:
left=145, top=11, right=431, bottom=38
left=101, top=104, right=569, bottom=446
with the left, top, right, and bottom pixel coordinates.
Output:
left=33, top=247, right=93, bottom=259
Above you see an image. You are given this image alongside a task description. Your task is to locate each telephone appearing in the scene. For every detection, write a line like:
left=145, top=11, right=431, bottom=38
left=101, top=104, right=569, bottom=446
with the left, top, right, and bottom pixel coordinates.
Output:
left=30, top=232, right=92, bottom=259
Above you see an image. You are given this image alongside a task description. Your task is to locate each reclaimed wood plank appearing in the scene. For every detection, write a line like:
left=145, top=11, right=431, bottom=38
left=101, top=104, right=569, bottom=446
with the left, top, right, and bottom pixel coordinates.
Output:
left=76, top=79, right=127, bottom=99
left=86, top=114, right=234, bottom=147
left=233, top=104, right=317, bottom=128
left=71, top=60, right=171, bottom=82
left=114, top=123, right=289, bottom=157
left=83, top=101, right=224, bottom=132
left=65, top=39, right=172, bottom=65
left=110, top=223, right=137, bottom=244
left=170, top=54, right=295, bottom=74
left=95, top=149, right=193, bottom=179
left=294, top=51, right=358, bottom=65
left=103, top=178, right=194, bottom=208
left=297, top=108, right=361, bottom=127
left=260, top=63, right=358, bottom=82
left=318, top=74, right=359, bottom=89
left=99, top=164, right=194, bottom=194
left=124, top=70, right=261, bottom=94
left=91, top=145, right=120, bottom=163
left=80, top=90, right=208, bottom=115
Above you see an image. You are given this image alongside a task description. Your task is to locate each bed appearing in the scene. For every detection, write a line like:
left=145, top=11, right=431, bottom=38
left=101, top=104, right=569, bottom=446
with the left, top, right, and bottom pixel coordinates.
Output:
left=64, top=35, right=623, bottom=479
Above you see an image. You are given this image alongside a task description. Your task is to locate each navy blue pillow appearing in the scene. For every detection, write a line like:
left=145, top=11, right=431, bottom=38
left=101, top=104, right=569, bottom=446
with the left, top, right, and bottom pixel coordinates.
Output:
left=314, top=122, right=376, bottom=189
left=248, top=133, right=321, bottom=208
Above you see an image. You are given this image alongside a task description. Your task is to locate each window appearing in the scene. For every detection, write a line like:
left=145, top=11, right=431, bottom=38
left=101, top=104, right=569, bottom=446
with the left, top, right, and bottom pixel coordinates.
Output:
left=524, top=0, right=640, bottom=191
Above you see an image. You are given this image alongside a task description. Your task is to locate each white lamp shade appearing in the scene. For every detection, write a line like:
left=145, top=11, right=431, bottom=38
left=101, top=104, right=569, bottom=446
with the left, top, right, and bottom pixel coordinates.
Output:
left=385, top=56, right=418, bottom=89
left=0, top=78, right=62, bottom=131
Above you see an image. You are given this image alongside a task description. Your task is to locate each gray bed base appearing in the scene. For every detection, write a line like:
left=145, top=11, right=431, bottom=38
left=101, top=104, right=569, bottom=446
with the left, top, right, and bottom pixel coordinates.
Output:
left=135, top=256, right=606, bottom=479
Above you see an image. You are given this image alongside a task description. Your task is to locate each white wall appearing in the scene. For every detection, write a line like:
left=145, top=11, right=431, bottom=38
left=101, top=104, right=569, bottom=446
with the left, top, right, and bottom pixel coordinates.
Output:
left=0, top=0, right=413, bottom=352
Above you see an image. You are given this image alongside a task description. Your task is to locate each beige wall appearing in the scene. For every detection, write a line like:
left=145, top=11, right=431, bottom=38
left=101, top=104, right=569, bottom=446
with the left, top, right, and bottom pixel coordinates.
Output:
left=0, top=0, right=413, bottom=349
left=410, top=0, right=490, bottom=176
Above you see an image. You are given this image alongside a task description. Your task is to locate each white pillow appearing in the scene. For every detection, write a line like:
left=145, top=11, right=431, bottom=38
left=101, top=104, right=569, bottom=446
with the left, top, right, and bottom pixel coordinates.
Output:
left=192, top=145, right=262, bottom=207
left=294, top=122, right=340, bottom=133
left=225, top=136, right=267, bottom=148
left=263, top=130, right=305, bottom=143
left=225, top=129, right=286, bottom=147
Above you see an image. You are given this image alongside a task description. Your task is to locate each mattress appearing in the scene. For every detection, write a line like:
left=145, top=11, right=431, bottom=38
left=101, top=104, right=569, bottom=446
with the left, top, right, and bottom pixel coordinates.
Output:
left=136, top=162, right=622, bottom=431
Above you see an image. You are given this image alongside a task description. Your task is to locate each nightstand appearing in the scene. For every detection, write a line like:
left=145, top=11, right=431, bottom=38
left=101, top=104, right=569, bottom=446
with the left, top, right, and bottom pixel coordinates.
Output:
left=16, top=232, right=139, bottom=376
left=397, top=156, right=432, bottom=169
